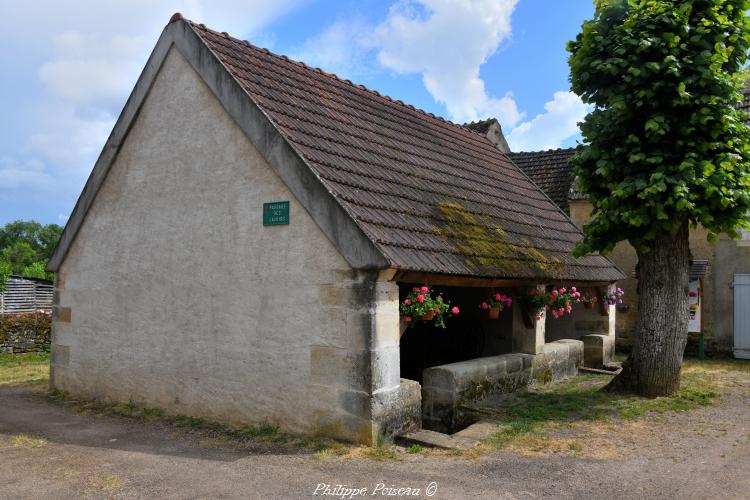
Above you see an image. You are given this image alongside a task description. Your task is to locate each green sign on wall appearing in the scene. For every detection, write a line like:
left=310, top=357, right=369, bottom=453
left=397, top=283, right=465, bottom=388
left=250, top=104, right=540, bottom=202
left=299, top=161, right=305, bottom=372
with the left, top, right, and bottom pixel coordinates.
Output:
left=263, top=201, right=290, bottom=226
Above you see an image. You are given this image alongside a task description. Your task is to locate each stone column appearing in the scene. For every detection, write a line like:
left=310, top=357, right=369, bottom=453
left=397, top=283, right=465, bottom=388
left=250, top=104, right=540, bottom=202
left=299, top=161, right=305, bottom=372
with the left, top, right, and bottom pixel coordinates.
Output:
left=513, top=284, right=546, bottom=354
left=607, top=283, right=617, bottom=339
left=368, top=271, right=420, bottom=441
left=607, top=282, right=617, bottom=362
left=369, top=272, right=401, bottom=396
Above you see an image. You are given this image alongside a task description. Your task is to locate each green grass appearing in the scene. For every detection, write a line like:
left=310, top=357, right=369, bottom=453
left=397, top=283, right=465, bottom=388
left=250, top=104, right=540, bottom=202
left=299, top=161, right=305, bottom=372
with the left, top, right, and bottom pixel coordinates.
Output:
left=406, top=444, right=424, bottom=454
left=360, top=441, right=401, bottom=461
left=0, top=352, right=49, bottom=385
left=11, top=433, right=47, bottom=448
left=483, top=357, right=745, bottom=450
left=5, top=348, right=745, bottom=458
left=237, top=423, right=281, bottom=438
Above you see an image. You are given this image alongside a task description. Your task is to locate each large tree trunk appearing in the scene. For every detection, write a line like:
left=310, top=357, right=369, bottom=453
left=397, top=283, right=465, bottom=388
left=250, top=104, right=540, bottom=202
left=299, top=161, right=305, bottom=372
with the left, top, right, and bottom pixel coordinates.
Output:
left=605, top=221, right=690, bottom=397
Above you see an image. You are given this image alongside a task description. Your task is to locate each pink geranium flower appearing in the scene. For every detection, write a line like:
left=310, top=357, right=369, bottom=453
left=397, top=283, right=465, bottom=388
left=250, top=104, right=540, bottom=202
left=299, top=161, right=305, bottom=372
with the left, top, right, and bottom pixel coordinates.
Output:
left=405, top=316, right=412, bottom=323
left=451, top=306, right=460, bottom=315
left=481, top=302, right=489, bottom=309
left=421, top=286, right=430, bottom=294
left=416, top=294, right=425, bottom=303
left=404, top=299, right=412, bottom=306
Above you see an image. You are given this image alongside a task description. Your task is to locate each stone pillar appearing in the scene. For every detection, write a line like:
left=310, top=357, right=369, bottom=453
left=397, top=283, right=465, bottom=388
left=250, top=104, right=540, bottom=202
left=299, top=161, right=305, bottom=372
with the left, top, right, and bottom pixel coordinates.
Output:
left=583, top=283, right=618, bottom=367
left=49, top=270, right=70, bottom=391
left=369, top=273, right=401, bottom=396
left=607, top=283, right=617, bottom=341
left=513, top=284, right=546, bottom=354
left=369, top=271, right=420, bottom=441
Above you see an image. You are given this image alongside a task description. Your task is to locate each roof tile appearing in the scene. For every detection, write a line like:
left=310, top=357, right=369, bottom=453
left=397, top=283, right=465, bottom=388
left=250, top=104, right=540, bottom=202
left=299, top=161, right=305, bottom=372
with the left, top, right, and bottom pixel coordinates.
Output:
left=190, top=21, right=623, bottom=281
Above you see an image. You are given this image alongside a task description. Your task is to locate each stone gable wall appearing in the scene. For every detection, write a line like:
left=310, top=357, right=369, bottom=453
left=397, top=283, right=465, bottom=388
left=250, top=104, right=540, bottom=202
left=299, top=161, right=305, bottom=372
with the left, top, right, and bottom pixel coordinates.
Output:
left=50, top=48, right=386, bottom=443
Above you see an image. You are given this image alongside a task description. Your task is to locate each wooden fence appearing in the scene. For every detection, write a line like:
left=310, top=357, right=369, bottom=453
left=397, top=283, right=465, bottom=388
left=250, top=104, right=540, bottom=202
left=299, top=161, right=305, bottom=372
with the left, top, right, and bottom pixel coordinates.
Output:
left=0, top=276, right=54, bottom=314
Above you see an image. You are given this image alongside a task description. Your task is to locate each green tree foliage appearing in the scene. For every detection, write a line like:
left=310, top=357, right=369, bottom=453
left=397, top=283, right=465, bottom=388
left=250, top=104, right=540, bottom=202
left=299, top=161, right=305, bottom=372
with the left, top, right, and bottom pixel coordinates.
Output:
left=20, top=261, right=49, bottom=280
left=0, top=261, right=10, bottom=294
left=568, top=0, right=750, bottom=256
left=1, top=242, right=37, bottom=271
left=0, top=220, right=63, bottom=282
left=568, top=0, right=750, bottom=396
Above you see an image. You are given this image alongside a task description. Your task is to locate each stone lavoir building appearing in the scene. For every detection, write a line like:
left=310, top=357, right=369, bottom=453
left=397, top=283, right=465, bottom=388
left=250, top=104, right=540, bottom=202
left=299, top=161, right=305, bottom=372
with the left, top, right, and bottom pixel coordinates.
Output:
left=47, top=14, right=624, bottom=444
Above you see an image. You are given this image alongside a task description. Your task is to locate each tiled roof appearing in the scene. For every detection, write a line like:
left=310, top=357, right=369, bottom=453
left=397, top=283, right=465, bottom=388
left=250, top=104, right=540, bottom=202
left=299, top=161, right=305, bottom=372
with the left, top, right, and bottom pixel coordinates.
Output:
left=189, top=21, right=622, bottom=282
left=508, top=149, right=578, bottom=211
left=513, top=84, right=750, bottom=213
left=634, top=259, right=709, bottom=280
left=689, top=260, right=709, bottom=279
left=463, top=119, right=497, bottom=135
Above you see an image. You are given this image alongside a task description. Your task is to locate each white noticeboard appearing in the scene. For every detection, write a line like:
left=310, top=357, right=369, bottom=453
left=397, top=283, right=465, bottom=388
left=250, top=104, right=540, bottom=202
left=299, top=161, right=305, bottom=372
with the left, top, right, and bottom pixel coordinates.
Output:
left=688, top=278, right=701, bottom=333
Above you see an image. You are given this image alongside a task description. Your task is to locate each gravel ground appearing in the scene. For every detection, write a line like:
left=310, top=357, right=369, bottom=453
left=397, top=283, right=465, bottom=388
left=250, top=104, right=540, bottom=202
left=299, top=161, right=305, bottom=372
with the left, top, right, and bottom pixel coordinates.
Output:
left=1, top=376, right=749, bottom=500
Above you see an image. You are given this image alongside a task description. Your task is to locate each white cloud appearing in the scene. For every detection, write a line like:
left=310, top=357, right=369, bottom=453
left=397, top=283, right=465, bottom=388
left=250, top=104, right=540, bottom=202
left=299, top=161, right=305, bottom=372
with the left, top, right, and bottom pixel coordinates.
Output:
left=374, top=0, right=521, bottom=125
left=38, top=32, right=148, bottom=111
left=288, top=18, right=375, bottom=79
left=506, top=91, right=589, bottom=151
left=26, top=112, right=115, bottom=169
left=0, top=0, right=305, bottom=221
left=0, top=158, right=55, bottom=190
left=290, top=0, right=584, bottom=150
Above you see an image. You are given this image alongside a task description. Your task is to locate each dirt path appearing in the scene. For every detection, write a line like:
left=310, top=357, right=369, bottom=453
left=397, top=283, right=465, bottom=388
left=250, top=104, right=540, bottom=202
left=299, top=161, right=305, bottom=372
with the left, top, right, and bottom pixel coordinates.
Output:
left=1, top=381, right=749, bottom=500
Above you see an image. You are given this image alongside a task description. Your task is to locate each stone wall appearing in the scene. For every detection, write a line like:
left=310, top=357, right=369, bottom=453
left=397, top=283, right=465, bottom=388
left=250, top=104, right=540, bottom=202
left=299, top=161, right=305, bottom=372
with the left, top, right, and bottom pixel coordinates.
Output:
left=0, top=312, right=51, bottom=353
left=50, top=48, right=395, bottom=444
left=712, top=238, right=750, bottom=352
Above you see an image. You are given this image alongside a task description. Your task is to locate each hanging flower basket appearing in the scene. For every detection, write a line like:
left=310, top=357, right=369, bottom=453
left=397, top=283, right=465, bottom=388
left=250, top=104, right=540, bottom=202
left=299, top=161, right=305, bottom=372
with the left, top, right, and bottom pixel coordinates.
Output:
left=479, top=293, right=512, bottom=320
left=526, top=286, right=582, bottom=319
left=400, top=286, right=459, bottom=328
left=603, top=287, right=625, bottom=306
left=419, top=310, right=435, bottom=321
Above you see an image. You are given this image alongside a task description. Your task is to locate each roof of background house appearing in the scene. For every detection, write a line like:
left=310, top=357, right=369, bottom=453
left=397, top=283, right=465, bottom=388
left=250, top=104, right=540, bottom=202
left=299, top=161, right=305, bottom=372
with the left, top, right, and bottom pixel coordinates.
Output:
left=49, top=15, right=624, bottom=282
left=463, top=119, right=498, bottom=135
left=516, top=86, right=750, bottom=213
left=689, top=260, right=709, bottom=279
left=508, top=149, right=577, bottom=212
left=8, top=275, right=53, bottom=285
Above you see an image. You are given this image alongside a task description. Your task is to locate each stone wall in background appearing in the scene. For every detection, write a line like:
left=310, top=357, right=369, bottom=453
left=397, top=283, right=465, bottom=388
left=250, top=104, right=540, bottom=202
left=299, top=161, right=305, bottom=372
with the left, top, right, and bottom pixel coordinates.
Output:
left=0, top=312, right=51, bottom=353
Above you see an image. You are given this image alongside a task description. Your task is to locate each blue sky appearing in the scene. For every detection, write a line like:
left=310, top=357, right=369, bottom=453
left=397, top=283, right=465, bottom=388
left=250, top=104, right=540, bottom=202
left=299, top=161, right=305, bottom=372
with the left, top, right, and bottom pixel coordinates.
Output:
left=0, top=0, right=596, bottom=226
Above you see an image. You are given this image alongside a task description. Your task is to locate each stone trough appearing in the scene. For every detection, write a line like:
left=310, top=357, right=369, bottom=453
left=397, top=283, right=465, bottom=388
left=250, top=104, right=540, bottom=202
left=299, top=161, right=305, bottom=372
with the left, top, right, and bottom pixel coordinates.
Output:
left=421, top=340, right=584, bottom=433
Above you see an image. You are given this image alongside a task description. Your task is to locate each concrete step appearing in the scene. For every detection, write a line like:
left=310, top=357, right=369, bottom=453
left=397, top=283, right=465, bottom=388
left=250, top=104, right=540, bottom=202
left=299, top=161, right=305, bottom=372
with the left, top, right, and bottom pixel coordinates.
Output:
left=452, top=420, right=499, bottom=441
left=578, top=363, right=622, bottom=376
left=396, top=420, right=499, bottom=450
left=396, top=429, right=478, bottom=450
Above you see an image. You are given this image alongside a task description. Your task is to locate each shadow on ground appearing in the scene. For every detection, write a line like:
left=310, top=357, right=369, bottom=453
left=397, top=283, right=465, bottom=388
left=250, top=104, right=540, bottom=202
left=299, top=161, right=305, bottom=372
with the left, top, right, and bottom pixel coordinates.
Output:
left=0, top=384, right=323, bottom=462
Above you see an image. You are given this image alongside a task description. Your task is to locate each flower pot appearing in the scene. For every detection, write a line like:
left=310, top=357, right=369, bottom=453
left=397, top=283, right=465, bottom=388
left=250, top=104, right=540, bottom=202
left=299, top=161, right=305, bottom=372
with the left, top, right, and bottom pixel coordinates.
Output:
left=487, top=306, right=501, bottom=320
left=419, top=310, right=435, bottom=321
